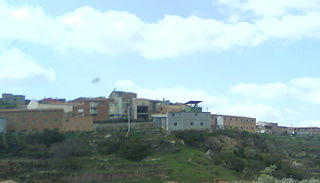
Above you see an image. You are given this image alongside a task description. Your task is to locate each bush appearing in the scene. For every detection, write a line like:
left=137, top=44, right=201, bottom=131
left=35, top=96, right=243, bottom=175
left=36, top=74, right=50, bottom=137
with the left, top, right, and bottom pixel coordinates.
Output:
left=50, top=138, right=91, bottom=158
left=174, top=130, right=205, bottom=148
left=221, top=152, right=245, bottom=172
left=97, top=138, right=121, bottom=155
left=119, top=136, right=152, bottom=161
left=39, top=130, right=65, bottom=147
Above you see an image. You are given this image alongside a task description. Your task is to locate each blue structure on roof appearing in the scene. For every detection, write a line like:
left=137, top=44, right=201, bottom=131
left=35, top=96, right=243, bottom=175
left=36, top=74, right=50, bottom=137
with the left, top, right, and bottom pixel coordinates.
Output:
left=185, top=101, right=203, bottom=112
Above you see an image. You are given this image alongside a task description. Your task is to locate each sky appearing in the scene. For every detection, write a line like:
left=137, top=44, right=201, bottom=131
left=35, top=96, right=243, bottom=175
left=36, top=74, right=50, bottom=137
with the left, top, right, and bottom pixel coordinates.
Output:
left=0, top=0, right=320, bottom=127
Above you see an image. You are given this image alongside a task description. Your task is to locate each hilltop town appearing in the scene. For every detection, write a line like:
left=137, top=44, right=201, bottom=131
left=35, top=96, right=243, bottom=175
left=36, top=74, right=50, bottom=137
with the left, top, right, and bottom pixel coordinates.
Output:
left=0, top=91, right=319, bottom=136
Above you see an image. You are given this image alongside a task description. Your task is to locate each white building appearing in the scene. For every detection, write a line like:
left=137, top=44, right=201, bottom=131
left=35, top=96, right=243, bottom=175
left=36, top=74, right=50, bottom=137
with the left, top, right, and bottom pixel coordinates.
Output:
left=153, top=112, right=211, bottom=132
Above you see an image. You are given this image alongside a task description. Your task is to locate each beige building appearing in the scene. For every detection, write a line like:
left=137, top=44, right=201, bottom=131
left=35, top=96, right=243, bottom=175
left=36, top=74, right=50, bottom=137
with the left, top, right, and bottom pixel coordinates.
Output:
left=211, top=114, right=256, bottom=133
left=132, top=98, right=159, bottom=121
left=155, top=101, right=187, bottom=114
left=27, top=100, right=74, bottom=114
left=108, top=91, right=137, bottom=120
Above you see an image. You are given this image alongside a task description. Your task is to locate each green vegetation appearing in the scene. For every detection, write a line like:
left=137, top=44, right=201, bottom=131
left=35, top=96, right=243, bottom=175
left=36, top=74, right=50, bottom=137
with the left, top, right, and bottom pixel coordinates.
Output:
left=0, top=129, right=320, bottom=182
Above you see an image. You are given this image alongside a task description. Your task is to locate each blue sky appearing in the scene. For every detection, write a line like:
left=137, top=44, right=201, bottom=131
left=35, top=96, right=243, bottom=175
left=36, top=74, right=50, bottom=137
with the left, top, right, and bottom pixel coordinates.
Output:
left=1, top=0, right=320, bottom=127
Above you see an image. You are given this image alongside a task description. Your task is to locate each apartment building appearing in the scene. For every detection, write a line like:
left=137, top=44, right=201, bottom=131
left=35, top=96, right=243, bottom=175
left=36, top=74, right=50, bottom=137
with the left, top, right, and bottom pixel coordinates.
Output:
left=108, top=91, right=137, bottom=120
left=1, top=93, right=26, bottom=109
left=71, top=97, right=109, bottom=122
left=132, top=98, right=159, bottom=121
left=256, top=122, right=279, bottom=134
left=211, top=114, right=256, bottom=133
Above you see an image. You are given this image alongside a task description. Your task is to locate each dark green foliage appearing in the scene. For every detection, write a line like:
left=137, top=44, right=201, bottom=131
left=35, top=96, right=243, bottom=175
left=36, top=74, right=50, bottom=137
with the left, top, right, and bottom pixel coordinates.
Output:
left=97, top=138, right=121, bottom=155
left=119, top=136, right=152, bottom=161
left=49, top=158, right=83, bottom=170
left=50, top=138, right=91, bottom=158
left=174, top=130, right=205, bottom=148
left=38, top=130, right=65, bottom=147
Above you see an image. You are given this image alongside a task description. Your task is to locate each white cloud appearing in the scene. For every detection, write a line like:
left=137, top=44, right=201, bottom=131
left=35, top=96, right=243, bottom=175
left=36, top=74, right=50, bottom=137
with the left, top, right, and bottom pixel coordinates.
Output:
left=0, top=48, right=55, bottom=82
left=230, top=77, right=320, bottom=104
left=230, top=83, right=292, bottom=99
left=1, top=0, right=320, bottom=59
left=217, top=0, right=320, bottom=17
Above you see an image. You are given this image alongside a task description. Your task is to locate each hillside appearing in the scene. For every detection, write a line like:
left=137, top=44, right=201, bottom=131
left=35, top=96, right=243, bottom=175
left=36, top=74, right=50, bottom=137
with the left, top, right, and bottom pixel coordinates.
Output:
left=0, top=129, right=320, bottom=183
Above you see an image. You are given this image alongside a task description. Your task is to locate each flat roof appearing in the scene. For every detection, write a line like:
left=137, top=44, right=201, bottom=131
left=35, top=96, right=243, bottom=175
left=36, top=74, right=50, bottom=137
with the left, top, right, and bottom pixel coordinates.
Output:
left=211, top=113, right=256, bottom=119
left=185, top=101, right=202, bottom=105
left=0, top=108, right=64, bottom=113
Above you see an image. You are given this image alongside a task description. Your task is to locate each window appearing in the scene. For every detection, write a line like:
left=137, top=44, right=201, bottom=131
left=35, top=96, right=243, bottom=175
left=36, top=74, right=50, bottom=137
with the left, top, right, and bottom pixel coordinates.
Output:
left=195, top=113, right=198, bottom=116
left=174, top=122, right=177, bottom=126
left=172, top=113, right=175, bottom=116
left=200, top=122, right=204, bottom=126
left=190, top=122, right=194, bottom=126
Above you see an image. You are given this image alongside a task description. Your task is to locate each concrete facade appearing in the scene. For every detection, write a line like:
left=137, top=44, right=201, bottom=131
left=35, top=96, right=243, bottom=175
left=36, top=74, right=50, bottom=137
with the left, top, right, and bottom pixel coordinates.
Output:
left=0, top=118, right=7, bottom=134
left=132, top=98, right=159, bottom=121
left=108, top=91, right=137, bottom=120
left=211, top=114, right=256, bottom=133
left=72, top=97, right=109, bottom=122
left=154, top=112, right=211, bottom=132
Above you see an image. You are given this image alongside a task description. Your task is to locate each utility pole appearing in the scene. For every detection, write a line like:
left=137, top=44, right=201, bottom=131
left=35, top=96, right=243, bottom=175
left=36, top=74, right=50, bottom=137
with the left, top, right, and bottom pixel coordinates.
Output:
left=127, top=107, right=131, bottom=133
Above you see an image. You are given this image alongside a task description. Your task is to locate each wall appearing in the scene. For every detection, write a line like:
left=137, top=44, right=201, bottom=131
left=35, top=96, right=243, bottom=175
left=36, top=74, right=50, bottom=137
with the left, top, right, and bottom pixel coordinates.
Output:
left=94, top=122, right=154, bottom=132
left=167, top=112, right=211, bottom=132
left=0, top=109, right=64, bottom=133
left=62, top=116, right=93, bottom=132
left=211, top=114, right=256, bottom=133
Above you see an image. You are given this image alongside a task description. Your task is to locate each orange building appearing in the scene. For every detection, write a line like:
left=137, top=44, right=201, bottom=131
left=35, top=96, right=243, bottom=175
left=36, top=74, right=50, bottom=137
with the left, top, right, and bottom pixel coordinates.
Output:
left=211, top=114, right=256, bottom=133
left=0, top=109, right=93, bottom=133
left=71, top=97, right=109, bottom=122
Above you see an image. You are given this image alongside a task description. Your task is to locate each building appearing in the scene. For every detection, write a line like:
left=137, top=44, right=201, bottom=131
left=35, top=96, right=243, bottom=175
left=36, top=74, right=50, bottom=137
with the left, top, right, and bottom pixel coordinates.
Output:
left=155, top=100, right=187, bottom=114
left=152, top=101, right=211, bottom=132
left=132, top=98, right=159, bottom=121
left=0, top=109, right=93, bottom=133
left=211, top=114, right=256, bottom=133
left=1, top=93, right=26, bottom=109
left=0, top=118, right=7, bottom=134
left=27, top=100, right=74, bottom=114
left=108, top=91, right=137, bottom=120
left=71, top=97, right=109, bottom=122
left=256, top=122, right=279, bottom=134
left=293, top=127, right=320, bottom=136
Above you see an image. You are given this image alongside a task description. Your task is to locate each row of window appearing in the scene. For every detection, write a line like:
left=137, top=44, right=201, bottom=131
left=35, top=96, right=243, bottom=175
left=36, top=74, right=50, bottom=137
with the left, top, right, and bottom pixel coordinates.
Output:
left=173, top=122, right=205, bottom=126
left=225, top=126, right=255, bottom=130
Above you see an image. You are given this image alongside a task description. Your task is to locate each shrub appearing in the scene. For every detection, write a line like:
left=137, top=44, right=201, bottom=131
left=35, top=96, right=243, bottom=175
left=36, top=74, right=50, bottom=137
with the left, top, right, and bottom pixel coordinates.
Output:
left=174, top=130, right=205, bottom=148
left=50, top=138, right=91, bottom=158
left=119, top=136, right=152, bottom=161
left=97, top=138, right=121, bottom=155
left=39, top=130, right=65, bottom=147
